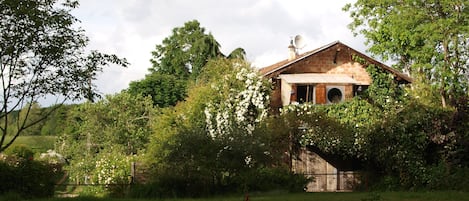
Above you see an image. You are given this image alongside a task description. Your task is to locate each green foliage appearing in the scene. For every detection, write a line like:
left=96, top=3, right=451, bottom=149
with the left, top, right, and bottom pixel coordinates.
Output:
left=0, top=155, right=62, bottom=198
left=0, top=0, right=128, bottom=152
left=127, top=72, right=187, bottom=107
left=365, top=65, right=407, bottom=110
left=0, top=104, right=75, bottom=138
left=227, top=47, right=247, bottom=60
left=142, top=58, right=299, bottom=197
left=4, top=135, right=56, bottom=153
left=361, top=192, right=382, bottom=201
left=279, top=65, right=404, bottom=159
left=239, top=167, right=310, bottom=193
left=368, top=103, right=455, bottom=189
left=17, top=102, right=43, bottom=136
left=67, top=150, right=134, bottom=197
left=12, top=191, right=469, bottom=201
left=57, top=92, right=153, bottom=196
left=410, top=74, right=443, bottom=107
left=150, top=20, right=223, bottom=79
left=423, top=164, right=469, bottom=191
left=137, top=20, right=247, bottom=109
left=203, top=61, right=270, bottom=138
left=58, top=92, right=154, bottom=158
left=357, top=99, right=469, bottom=191
left=93, top=152, right=133, bottom=185
left=281, top=63, right=469, bottom=190
left=0, top=192, right=22, bottom=201
left=4, top=144, right=35, bottom=159
left=344, top=0, right=469, bottom=107
left=283, top=102, right=367, bottom=158
left=40, top=104, right=76, bottom=136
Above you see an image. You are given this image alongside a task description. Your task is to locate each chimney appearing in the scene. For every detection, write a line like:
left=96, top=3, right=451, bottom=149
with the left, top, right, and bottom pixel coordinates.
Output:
left=288, top=43, right=298, bottom=61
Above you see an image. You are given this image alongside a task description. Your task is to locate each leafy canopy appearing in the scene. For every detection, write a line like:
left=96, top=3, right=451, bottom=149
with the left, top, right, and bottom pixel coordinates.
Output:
left=126, top=72, right=186, bottom=107
left=57, top=92, right=153, bottom=188
left=344, top=0, right=469, bottom=107
left=132, top=20, right=247, bottom=107
left=58, top=92, right=154, bottom=158
left=0, top=0, right=128, bottom=152
left=149, top=20, right=223, bottom=80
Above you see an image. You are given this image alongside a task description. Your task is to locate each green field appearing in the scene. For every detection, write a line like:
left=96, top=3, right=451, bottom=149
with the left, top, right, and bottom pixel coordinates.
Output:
left=3, top=135, right=56, bottom=153
left=21, top=191, right=469, bottom=201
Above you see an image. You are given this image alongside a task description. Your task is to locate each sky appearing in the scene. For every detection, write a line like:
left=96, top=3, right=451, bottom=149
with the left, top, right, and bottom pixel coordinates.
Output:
left=70, top=0, right=367, bottom=98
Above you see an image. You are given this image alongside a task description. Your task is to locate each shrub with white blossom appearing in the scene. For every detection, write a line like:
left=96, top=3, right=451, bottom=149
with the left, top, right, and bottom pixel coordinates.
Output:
left=93, top=152, right=133, bottom=185
left=143, top=59, right=283, bottom=196
left=69, top=152, right=133, bottom=186
left=204, top=67, right=270, bottom=139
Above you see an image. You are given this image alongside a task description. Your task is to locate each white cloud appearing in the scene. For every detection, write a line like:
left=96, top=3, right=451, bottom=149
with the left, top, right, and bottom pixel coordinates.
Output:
left=68, top=0, right=365, bottom=100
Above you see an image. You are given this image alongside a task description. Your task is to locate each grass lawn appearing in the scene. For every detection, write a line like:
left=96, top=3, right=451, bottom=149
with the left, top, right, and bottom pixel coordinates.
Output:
left=4, top=135, right=56, bottom=153
left=26, top=191, right=469, bottom=201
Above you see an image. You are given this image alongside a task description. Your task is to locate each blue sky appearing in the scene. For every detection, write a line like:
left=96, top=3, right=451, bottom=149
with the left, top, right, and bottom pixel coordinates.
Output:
left=67, top=0, right=366, bottom=101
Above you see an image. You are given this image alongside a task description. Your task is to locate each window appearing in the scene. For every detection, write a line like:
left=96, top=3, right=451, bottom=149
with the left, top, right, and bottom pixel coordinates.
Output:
left=354, top=85, right=368, bottom=96
left=297, top=85, right=315, bottom=103
left=327, top=88, right=343, bottom=103
left=326, top=86, right=345, bottom=104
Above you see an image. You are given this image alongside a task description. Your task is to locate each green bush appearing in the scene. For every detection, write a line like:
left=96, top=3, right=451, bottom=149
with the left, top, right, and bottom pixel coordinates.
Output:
left=148, top=167, right=217, bottom=198
left=1, top=146, right=65, bottom=198
left=0, top=154, right=61, bottom=198
left=4, top=144, right=34, bottom=160
left=129, top=166, right=309, bottom=198
left=425, top=164, right=469, bottom=191
left=0, top=192, right=22, bottom=201
left=239, top=167, right=310, bottom=193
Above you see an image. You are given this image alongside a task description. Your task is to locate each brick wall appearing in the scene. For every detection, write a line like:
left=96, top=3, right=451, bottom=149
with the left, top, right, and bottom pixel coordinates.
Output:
left=283, top=43, right=371, bottom=85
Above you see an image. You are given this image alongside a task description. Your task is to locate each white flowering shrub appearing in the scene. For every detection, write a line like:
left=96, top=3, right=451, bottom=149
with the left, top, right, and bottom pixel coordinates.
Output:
left=143, top=59, right=314, bottom=196
left=69, top=158, right=94, bottom=185
left=204, top=67, right=270, bottom=139
left=93, top=152, right=133, bottom=185
left=69, top=152, right=133, bottom=186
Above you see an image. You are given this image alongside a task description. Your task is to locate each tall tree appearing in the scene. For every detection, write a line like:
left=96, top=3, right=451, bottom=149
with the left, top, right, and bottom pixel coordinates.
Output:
left=150, top=20, right=223, bottom=80
left=344, top=0, right=469, bottom=107
left=126, top=72, right=187, bottom=107
left=134, top=20, right=246, bottom=107
left=0, top=0, right=128, bottom=152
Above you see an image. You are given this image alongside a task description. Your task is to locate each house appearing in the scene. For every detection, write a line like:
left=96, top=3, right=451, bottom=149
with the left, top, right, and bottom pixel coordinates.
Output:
left=260, top=41, right=412, bottom=111
left=259, top=41, right=412, bottom=192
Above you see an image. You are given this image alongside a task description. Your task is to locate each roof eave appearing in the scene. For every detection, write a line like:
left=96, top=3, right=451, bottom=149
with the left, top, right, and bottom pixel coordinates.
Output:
left=262, top=41, right=341, bottom=77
